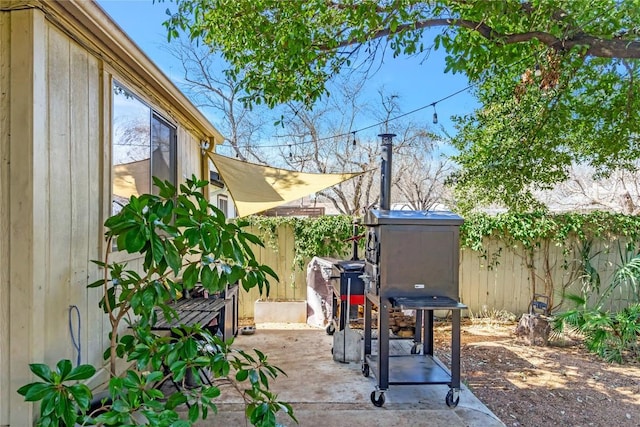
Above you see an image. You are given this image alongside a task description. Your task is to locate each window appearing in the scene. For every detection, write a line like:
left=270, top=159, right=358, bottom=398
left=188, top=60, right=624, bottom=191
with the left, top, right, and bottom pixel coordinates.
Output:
left=151, top=114, right=176, bottom=195
left=217, top=195, right=228, bottom=217
left=112, top=82, right=176, bottom=214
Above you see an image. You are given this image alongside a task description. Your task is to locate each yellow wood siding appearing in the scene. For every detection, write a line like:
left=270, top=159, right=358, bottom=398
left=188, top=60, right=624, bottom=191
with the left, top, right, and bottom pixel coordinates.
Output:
left=8, top=8, right=48, bottom=425
left=178, top=127, right=201, bottom=183
left=42, top=24, right=106, bottom=369
left=0, top=9, right=10, bottom=426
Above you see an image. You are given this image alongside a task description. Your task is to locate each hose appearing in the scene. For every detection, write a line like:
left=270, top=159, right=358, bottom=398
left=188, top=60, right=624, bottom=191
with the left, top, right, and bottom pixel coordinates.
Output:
left=68, top=305, right=81, bottom=366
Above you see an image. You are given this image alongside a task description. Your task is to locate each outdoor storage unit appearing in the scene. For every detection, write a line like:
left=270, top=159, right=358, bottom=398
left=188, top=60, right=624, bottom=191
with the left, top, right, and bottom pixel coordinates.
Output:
left=361, top=209, right=466, bottom=407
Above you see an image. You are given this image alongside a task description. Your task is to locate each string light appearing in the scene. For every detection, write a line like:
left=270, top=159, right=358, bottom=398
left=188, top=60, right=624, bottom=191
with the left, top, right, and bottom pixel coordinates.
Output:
left=432, top=104, right=438, bottom=124
left=534, top=63, right=542, bottom=77
left=219, top=86, right=472, bottom=152
left=288, top=144, right=293, bottom=159
left=352, top=131, right=357, bottom=146
left=218, top=41, right=578, bottom=155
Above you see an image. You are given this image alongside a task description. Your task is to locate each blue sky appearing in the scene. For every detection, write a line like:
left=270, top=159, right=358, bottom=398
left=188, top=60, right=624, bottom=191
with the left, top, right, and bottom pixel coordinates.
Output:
left=97, top=0, right=478, bottom=137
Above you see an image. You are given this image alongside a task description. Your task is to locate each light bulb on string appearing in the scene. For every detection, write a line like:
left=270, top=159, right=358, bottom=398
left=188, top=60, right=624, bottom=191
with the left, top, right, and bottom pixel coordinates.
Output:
left=534, top=63, right=542, bottom=77
left=288, top=144, right=293, bottom=159
left=432, top=104, right=438, bottom=124
left=352, top=131, right=357, bottom=146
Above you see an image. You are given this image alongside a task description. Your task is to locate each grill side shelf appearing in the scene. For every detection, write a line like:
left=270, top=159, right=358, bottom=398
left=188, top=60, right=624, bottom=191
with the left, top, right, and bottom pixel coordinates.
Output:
left=389, top=296, right=467, bottom=310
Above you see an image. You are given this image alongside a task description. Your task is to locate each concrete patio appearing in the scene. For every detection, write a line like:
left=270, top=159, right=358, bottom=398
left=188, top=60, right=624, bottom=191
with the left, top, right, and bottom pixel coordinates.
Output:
left=192, top=324, right=505, bottom=426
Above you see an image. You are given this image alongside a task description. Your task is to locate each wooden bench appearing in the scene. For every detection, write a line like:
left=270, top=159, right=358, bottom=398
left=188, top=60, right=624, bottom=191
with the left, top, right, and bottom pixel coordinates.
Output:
left=151, top=296, right=228, bottom=396
left=153, top=297, right=226, bottom=331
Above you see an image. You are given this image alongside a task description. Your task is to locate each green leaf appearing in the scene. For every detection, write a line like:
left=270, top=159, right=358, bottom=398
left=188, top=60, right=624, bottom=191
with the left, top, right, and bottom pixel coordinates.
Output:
left=165, top=392, right=188, bottom=410
left=57, top=392, right=77, bottom=427
left=151, top=233, right=165, bottom=264
left=200, top=265, right=214, bottom=289
left=188, top=403, right=200, bottom=422
left=260, top=264, right=279, bottom=281
left=87, top=278, right=106, bottom=288
left=235, top=369, right=249, bottom=382
left=183, top=338, right=198, bottom=358
left=226, top=266, right=245, bottom=285
left=182, top=263, right=199, bottom=290
left=41, top=392, right=57, bottom=416
left=164, top=242, right=182, bottom=275
left=67, top=384, right=92, bottom=410
left=124, top=227, right=147, bottom=253
left=145, top=370, right=164, bottom=384
left=29, top=363, right=53, bottom=382
left=65, top=364, right=97, bottom=381
left=169, top=360, right=187, bottom=381
left=18, top=383, right=53, bottom=401
left=202, top=386, right=221, bottom=399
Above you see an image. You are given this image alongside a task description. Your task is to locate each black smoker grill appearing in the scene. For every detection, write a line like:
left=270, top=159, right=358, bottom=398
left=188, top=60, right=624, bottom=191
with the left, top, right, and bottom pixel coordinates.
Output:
left=360, top=134, right=466, bottom=408
left=330, top=259, right=365, bottom=332
left=329, top=220, right=365, bottom=332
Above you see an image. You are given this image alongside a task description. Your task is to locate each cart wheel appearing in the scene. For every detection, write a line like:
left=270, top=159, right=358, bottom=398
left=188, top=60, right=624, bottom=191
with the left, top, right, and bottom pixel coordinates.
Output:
left=326, top=324, right=335, bottom=335
left=371, top=391, right=385, bottom=407
left=445, top=389, right=460, bottom=408
left=361, top=363, right=369, bottom=377
left=410, top=344, right=421, bottom=354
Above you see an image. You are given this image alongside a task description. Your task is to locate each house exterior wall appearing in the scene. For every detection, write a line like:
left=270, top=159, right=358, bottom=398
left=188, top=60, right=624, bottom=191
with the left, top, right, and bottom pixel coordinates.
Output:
left=6, top=8, right=49, bottom=425
left=1, top=2, right=223, bottom=425
left=0, top=8, right=11, bottom=426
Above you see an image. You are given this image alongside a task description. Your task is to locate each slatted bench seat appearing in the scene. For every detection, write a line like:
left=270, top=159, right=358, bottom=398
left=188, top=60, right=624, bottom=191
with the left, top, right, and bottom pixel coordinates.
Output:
left=151, top=296, right=228, bottom=397
left=153, top=297, right=226, bottom=330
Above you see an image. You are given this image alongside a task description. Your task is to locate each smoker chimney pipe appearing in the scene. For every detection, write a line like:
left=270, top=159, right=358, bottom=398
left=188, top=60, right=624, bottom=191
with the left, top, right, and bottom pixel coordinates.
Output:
left=378, top=133, right=395, bottom=211
left=351, top=218, right=360, bottom=261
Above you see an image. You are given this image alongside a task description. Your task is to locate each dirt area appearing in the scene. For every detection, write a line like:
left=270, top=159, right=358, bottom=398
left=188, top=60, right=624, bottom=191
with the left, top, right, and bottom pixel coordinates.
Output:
left=432, top=318, right=640, bottom=427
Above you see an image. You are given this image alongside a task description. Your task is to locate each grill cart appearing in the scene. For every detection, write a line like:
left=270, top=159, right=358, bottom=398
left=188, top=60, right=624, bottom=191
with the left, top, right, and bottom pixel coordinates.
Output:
left=360, top=134, right=466, bottom=408
left=361, top=210, right=466, bottom=407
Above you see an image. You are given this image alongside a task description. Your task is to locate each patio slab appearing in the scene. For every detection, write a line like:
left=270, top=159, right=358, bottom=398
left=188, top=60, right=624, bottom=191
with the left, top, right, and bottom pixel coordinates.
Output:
left=191, top=324, right=505, bottom=427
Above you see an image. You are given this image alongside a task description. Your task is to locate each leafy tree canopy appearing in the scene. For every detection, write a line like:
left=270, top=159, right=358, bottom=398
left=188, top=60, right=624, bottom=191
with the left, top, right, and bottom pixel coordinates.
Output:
left=161, top=0, right=640, bottom=211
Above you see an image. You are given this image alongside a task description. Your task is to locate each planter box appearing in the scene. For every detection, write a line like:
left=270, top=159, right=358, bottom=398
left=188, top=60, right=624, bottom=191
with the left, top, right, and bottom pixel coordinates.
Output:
left=254, top=300, right=307, bottom=323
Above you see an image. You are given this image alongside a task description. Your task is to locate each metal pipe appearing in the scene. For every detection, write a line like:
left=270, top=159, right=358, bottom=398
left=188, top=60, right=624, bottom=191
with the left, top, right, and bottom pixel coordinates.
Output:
left=378, top=133, right=395, bottom=211
left=351, top=218, right=360, bottom=261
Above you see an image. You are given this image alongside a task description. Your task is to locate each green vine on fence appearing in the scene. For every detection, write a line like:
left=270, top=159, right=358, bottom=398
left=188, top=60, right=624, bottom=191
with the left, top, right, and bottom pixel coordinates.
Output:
left=244, top=212, right=640, bottom=273
left=245, top=215, right=358, bottom=269
left=460, top=211, right=640, bottom=312
left=460, top=211, right=640, bottom=255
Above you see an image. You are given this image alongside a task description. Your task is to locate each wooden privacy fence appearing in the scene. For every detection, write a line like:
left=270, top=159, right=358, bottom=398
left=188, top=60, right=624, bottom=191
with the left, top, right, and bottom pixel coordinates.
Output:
left=239, top=225, right=632, bottom=319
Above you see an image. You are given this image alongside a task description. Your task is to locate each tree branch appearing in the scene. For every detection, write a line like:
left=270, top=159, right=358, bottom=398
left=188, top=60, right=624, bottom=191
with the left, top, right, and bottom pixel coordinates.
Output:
left=332, top=18, right=640, bottom=59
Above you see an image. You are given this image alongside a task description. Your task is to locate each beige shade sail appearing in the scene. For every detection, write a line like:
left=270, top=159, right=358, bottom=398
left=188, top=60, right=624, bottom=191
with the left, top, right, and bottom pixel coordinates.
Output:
left=208, top=153, right=364, bottom=217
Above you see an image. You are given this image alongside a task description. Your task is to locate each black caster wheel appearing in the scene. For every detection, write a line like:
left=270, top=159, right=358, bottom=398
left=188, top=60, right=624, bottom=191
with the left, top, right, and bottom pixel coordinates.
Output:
left=371, top=391, right=385, bottom=407
left=326, top=324, right=335, bottom=335
left=410, top=344, right=421, bottom=354
left=361, top=364, right=369, bottom=377
left=445, top=389, right=460, bottom=408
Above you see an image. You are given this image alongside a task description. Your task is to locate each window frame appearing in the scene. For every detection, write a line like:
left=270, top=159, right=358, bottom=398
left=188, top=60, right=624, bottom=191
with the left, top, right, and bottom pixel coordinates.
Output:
left=217, top=194, right=229, bottom=217
left=111, top=80, right=178, bottom=216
